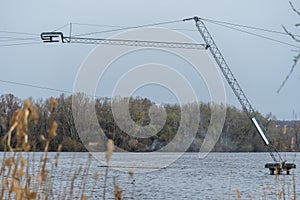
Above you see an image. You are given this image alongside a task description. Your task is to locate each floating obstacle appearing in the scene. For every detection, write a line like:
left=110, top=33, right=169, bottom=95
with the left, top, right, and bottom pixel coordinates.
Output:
left=265, top=162, right=296, bottom=175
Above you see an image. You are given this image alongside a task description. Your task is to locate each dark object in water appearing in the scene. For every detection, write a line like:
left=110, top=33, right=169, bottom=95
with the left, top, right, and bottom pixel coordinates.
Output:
left=265, top=162, right=296, bottom=175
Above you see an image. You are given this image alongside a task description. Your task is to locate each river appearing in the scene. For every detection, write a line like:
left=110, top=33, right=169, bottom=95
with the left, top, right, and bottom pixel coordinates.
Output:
left=1, top=152, right=299, bottom=199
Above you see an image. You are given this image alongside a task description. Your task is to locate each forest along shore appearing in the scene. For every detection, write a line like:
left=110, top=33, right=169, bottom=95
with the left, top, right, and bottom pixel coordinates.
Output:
left=0, top=93, right=299, bottom=152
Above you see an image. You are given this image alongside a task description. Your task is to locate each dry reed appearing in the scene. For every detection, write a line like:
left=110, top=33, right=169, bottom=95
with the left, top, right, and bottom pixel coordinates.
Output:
left=103, top=139, right=114, bottom=200
left=0, top=99, right=138, bottom=200
left=113, top=176, right=123, bottom=200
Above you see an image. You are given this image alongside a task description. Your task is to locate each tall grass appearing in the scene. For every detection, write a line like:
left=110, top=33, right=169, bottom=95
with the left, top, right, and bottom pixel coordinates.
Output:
left=0, top=99, right=134, bottom=200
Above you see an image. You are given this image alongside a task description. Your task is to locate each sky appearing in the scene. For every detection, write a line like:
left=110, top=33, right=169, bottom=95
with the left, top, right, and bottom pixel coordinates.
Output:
left=0, top=0, right=300, bottom=120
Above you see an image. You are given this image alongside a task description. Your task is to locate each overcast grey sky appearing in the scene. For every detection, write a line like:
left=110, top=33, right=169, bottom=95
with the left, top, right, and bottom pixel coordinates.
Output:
left=0, top=0, right=299, bottom=120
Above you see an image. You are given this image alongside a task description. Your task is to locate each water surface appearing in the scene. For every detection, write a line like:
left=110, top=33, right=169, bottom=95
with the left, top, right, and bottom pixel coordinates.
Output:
left=2, top=152, right=298, bottom=199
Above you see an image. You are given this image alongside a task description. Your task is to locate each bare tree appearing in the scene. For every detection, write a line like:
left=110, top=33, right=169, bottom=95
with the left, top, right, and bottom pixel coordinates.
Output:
left=277, top=1, right=300, bottom=93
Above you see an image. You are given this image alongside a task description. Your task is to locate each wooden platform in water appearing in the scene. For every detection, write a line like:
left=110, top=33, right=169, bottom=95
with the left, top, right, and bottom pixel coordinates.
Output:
left=265, top=163, right=296, bottom=175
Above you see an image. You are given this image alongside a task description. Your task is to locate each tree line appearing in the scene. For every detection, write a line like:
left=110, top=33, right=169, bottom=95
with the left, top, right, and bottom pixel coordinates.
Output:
left=0, top=93, right=298, bottom=152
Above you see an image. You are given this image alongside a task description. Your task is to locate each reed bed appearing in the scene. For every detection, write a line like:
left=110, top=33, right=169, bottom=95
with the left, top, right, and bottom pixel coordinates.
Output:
left=0, top=99, right=134, bottom=200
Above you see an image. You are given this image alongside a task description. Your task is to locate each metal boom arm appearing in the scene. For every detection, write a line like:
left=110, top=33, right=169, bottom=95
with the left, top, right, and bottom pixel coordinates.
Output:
left=184, top=16, right=283, bottom=163
left=40, top=32, right=208, bottom=50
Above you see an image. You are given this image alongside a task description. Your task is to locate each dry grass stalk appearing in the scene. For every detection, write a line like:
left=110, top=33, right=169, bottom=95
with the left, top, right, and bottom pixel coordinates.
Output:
left=93, top=171, right=99, bottom=181
left=0, top=153, right=38, bottom=200
left=292, top=172, right=296, bottom=200
left=54, top=144, right=62, bottom=167
left=81, top=193, right=87, bottom=200
left=1, top=99, right=137, bottom=200
left=0, top=98, right=64, bottom=199
left=60, top=154, right=76, bottom=199
left=113, top=176, right=123, bottom=200
left=90, top=171, right=99, bottom=196
left=103, top=139, right=114, bottom=200
left=128, top=170, right=135, bottom=199
left=228, top=171, right=232, bottom=200
left=44, top=144, right=64, bottom=200
left=49, top=97, right=58, bottom=113
left=34, top=98, right=59, bottom=200
left=79, top=154, right=92, bottom=199
left=0, top=99, right=41, bottom=199
left=128, top=170, right=134, bottom=177
left=235, top=189, right=241, bottom=198
left=69, top=166, right=82, bottom=200
left=39, top=98, right=58, bottom=185
left=6, top=100, right=38, bottom=152
left=105, top=139, right=114, bottom=164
